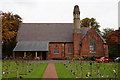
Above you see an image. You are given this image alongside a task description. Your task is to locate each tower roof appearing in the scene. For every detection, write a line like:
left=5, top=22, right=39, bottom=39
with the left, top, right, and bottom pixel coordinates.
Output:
left=73, top=5, right=80, bottom=14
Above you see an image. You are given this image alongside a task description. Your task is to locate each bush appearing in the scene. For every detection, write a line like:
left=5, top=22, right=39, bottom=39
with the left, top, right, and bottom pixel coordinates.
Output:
left=52, top=58, right=63, bottom=60
left=90, top=56, right=97, bottom=61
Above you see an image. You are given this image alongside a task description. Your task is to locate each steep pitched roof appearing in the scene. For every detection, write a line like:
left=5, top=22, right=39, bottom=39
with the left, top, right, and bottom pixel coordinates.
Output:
left=17, top=23, right=105, bottom=43
left=17, top=23, right=91, bottom=42
left=81, top=28, right=106, bottom=43
left=80, top=27, right=91, bottom=39
left=96, top=31, right=106, bottom=43
left=17, top=23, right=73, bottom=42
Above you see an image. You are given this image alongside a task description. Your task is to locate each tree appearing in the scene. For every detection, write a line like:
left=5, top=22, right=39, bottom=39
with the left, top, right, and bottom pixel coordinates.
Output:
left=102, top=28, right=114, bottom=38
left=1, top=12, right=22, bottom=57
left=80, top=18, right=100, bottom=32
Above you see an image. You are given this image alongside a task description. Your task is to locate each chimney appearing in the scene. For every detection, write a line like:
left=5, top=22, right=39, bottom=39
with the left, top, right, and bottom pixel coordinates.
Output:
left=73, top=5, right=81, bottom=33
left=73, top=5, right=82, bottom=57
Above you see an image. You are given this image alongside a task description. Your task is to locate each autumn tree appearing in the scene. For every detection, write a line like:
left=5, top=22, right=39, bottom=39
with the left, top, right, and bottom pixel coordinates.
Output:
left=80, top=18, right=100, bottom=32
left=1, top=12, right=22, bottom=57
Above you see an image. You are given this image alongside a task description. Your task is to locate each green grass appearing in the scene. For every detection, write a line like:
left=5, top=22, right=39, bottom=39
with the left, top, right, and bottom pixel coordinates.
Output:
left=55, top=63, right=82, bottom=79
left=24, top=63, right=47, bottom=78
left=2, top=61, right=119, bottom=80
left=0, top=61, right=2, bottom=80
left=55, top=62, right=119, bottom=79
left=2, top=62, right=47, bottom=79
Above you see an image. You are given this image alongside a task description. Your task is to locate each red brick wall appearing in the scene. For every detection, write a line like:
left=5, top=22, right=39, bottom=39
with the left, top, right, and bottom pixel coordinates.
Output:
left=65, top=43, right=74, bottom=57
left=47, top=42, right=73, bottom=59
left=81, top=29, right=108, bottom=57
left=14, top=29, right=108, bottom=59
left=104, top=44, right=108, bottom=57
left=73, top=33, right=82, bottom=57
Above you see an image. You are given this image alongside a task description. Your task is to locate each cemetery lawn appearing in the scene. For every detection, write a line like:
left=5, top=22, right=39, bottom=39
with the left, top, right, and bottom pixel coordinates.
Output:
left=55, top=63, right=78, bottom=78
left=0, top=61, right=2, bottom=80
left=2, top=62, right=48, bottom=78
left=24, top=63, right=47, bottom=78
left=55, top=63, right=119, bottom=79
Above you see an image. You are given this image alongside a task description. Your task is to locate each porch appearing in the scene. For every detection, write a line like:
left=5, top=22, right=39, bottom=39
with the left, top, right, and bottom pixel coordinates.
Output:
left=13, top=51, right=47, bottom=60
left=13, top=41, right=49, bottom=60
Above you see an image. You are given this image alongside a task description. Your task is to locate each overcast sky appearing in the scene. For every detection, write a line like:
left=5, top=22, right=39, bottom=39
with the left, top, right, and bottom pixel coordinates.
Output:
left=0, top=0, right=119, bottom=31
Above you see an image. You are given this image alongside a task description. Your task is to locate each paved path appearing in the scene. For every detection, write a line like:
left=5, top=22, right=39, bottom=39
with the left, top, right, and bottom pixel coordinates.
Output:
left=42, top=63, right=58, bottom=80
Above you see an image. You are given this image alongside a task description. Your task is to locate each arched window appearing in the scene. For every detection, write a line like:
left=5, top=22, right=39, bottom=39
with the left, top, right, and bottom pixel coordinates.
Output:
left=90, top=38, right=96, bottom=53
left=54, top=46, right=59, bottom=54
left=68, top=46, right=73, bottom=54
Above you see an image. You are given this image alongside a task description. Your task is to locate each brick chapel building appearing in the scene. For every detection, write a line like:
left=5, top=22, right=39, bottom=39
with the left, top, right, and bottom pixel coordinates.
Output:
left=13, top=5, right=108, bottom=60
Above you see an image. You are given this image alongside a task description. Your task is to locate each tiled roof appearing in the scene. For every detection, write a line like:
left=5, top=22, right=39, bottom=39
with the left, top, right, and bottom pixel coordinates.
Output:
left=13, top=41, right=49, bottom=51
left=17, top=23, right=106, bottom=43
left=17, top=23, right=91, bottom=42
left=17, top=23, right=74, bottom=42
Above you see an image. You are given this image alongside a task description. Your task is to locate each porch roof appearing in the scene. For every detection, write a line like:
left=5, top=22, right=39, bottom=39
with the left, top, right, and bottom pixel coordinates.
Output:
left=13, top=41, right=49, bottom=51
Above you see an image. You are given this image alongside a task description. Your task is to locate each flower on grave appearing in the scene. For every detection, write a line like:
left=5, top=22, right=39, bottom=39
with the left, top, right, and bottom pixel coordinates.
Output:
left=113, top=70, right=116, bottom=73
left=86, top=72, right=92, bottom=77
left=2, top=72, right=5, bottom=74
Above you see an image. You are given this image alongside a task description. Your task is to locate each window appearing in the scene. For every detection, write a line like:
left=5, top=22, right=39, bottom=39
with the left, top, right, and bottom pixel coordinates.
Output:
left=68, top=46, right=73, bottom=54
left=90, top=38, right=96, bottom=53
left=54, top=46, right=59, bottom=54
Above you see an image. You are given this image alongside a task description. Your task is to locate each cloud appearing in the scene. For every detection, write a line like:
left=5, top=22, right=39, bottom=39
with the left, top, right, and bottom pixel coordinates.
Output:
left=0, top=0, right=38, bottom=6
left=118, top=1, right=120, bottom=27
left=13, top=0, right=38, bottom=6
left=0, top=0, right=119, bottom=30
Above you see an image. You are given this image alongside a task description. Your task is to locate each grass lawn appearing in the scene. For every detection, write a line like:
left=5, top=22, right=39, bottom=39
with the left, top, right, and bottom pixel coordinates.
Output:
left=55, top=63, right=78, bottom=78
left=0, top=61, right=2, bottom=80
left=2, top=62, right=47, bottom=79
left=55, top=62, right=119, bottom=79
left=24, top=63, right=47, bottom=78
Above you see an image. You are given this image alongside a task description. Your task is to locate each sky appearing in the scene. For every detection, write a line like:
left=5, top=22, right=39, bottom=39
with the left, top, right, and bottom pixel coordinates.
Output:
left=118, top=1, right=120, bottom=28
left=0, top=0, right=119, bottom=31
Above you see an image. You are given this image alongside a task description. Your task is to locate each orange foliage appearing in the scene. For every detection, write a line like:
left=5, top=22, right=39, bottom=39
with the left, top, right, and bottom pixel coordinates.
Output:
left=1, top=12, right=22, bottom=43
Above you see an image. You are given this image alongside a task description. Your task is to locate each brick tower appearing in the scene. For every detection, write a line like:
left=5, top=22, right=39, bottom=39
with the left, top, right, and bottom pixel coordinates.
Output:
left=73, top=5, right=82, bottom=57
